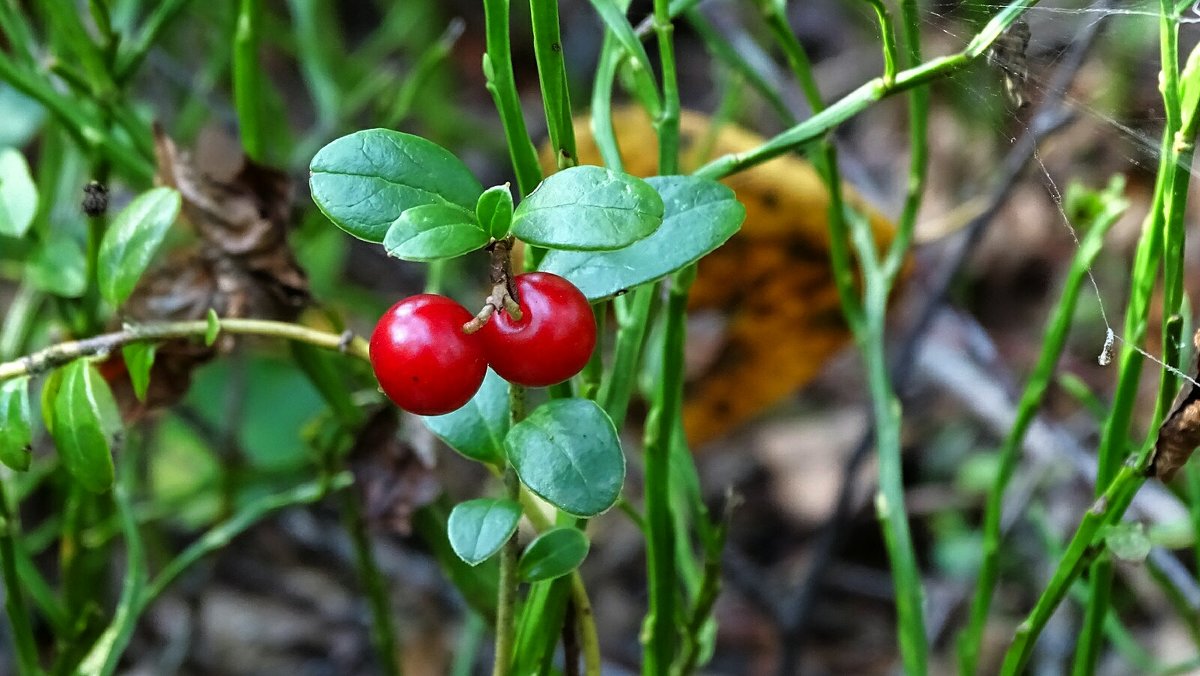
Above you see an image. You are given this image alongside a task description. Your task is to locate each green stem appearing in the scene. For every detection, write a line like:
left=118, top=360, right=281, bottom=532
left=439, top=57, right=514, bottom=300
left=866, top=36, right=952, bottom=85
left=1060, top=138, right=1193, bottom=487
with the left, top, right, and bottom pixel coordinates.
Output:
left=340, top=490, right=402, bottom=676
left=494, top=385, right=526, bottom=676
left=114, top=0, right=191, bottom=84
left=642, top=0, right=684, bottom=670
left=641, top=271, right=691, bottom=674
left=233, top=0, right=266, bottom=162
left=141, top=473, right=352, bottom=609
left=858, top=0, right=899, bottom=87
left=482, top=0, right=543, bottom=196
left=694, top=0, right=1040, bottom=181
left=0, top=283, right=40, bottom=361
left=958, top=189, right=1121, bottom=675
left=529, top=0, right=577, bottom=169
left=1000, top=465, right=1145, bottom=674
left=0, top=478, right=40, bottom=675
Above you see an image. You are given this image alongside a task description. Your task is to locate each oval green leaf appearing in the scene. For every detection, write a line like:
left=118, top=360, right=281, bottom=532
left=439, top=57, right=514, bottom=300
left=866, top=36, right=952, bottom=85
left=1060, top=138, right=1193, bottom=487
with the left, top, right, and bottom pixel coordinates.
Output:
left=26, top=236, right=86, bottom=298
left=51, top=360, right=120, bottom=493
left=518, top=527, right=589, bottom=582
left=310, top=129, right=483, bottom=243
left=511, top=165, right=664, bottom=251
left=448, top=498, right=522, bottom=566
left=0, top=377, right=32, bottom=471
left=506, top=398, right=624, bottom=517
left=539, top=176, right=745, bottom=300
left=383, top=203, right=488, bottom=261
left=477, top=184, right=514, bottom=240
left=98, top=187, right=182, bottom=306
left=0, top=148, right=36, bottom=238
left=422, top=368, right=508, bottom=465
left=121, top=343, right=156, bottom=402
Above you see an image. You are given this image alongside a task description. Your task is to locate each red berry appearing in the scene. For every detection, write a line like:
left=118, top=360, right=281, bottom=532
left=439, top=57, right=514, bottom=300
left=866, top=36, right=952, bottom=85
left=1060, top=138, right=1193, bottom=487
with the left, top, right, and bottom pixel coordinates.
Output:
left=369, top=294, right=487, bottom=415
left=480, top=272, right=596, bottom=387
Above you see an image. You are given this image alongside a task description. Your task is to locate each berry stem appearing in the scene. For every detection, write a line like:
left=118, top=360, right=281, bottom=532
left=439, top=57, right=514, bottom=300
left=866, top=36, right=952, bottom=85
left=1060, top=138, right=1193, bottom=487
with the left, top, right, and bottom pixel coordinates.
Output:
left=463, top=238, right=524, bottom=334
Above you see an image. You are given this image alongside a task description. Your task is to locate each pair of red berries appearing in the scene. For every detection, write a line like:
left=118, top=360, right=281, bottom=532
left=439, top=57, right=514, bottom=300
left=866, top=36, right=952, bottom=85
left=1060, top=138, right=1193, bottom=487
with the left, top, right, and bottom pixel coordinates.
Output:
left=369, top=272, right=597, bottom=415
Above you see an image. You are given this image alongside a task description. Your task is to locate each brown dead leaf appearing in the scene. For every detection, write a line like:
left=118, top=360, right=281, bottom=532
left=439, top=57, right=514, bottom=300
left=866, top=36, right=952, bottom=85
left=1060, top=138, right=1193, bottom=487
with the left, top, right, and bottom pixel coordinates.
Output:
left=1151, top=330, right=1200, bottom=482
left=555, top=106, right=902, bottom=445
left=106, top=129, right=311, bottom=417
left=347, top=407, right=441, bottom=535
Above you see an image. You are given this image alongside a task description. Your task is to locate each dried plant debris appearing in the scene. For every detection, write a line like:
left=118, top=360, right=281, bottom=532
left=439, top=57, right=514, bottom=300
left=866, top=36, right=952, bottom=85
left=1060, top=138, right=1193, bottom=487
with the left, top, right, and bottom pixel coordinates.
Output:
left=348, top=407, right=440, bottom=535
left=108, top=129, right=311, bottom=417
left=149, top=125, right=309, bottom=318
left=1151, top=330, right=1200, bottom=482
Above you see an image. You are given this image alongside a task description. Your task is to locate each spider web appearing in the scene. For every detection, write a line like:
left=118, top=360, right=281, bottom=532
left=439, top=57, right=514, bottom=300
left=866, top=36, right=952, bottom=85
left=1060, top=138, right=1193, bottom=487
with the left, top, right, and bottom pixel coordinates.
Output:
left=915, top=0, right=1200, bottom=388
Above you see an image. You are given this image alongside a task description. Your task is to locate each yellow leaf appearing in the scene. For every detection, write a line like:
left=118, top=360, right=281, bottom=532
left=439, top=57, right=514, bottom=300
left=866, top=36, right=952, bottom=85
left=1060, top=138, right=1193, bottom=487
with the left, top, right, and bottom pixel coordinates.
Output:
left=547, top=106, right=904, bottom=445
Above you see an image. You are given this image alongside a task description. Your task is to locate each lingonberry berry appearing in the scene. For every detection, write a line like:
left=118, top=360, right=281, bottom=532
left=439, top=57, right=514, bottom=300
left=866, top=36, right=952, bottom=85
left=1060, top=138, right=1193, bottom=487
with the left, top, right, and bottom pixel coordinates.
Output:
left=479, top=272, right=596, bottom=387
left=370, top=294, right=487, bottom=415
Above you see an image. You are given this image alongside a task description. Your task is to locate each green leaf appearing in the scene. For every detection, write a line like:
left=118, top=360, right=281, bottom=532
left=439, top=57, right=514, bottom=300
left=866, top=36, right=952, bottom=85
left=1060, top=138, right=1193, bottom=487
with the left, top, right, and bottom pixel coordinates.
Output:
left=121, top=343, right=156, bottom=402
left=0, top=148, right=36, bottom=238
left=97, top=187, right=181, bottom=306
left=505, top=398, right=624, bottom=517
left=51, top=360, right=120, bottom=493
left=476, top=184, right=514, bottom=239
left=383, top=203, right=488, bottom=261
left=511, top=165, right=664, bottom=251
left=0, top=85, right=45, bottom=148
left=0, top=377, right=33, bottom=471
left=422, top=368, right=508, bottom=465
left=309, top=129, right=483, bottom=243
left=518, top=527, right=589, bottom=582
left=40, top=369, right=63, bottom=435
left=539, top=176, right=745, bottom=300
left=204, top=309, right=220, bottom=346
left=25, top=236, right=86, bottom=298
left=1103, top=522, right=1151, bottom=563
left=447, top=498, right=522, bottom=566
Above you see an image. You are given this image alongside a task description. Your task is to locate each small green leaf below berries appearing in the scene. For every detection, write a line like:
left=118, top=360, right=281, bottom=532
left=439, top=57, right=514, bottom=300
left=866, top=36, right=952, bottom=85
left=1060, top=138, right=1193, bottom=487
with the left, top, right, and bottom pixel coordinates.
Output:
left=448, top=498, right=522, bottom=566
left=309, top=129, right=483, bottom=243
left=511, top=165, right=664, bottom=251
left=539, top=176, right=745, bottom=300
left=1103, top=522, right=1151, bottom=563
left=506, top=398, right=624, bottom=517
left=383, top=203, right=488, bottom=261
left=51, top=360, right=121, bottom=493
left=477, top=184, right=514, bottom=239
left=97, top=187, right=182, bottom=306
left=0, top=377, right=33, bottom=471
left=0, top=147, right=37, bottom=238
left=122, top=343, right=157, bottom=402
left=518, top=527, right=589, bottom=582
left=422, top=368, right=509, bottom=465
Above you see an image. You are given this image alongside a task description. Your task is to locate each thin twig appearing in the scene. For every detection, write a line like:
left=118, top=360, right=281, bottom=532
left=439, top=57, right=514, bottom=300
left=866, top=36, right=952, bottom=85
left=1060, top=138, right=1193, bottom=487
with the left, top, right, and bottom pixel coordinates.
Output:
left=0, top=318, right=370, bottom=381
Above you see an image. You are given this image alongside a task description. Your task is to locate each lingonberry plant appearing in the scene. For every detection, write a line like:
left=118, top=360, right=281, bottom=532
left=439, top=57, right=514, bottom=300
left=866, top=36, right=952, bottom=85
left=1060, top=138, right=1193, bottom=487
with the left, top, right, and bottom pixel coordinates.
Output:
left=2, top=0, right=1199, bottom=674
